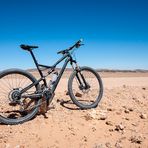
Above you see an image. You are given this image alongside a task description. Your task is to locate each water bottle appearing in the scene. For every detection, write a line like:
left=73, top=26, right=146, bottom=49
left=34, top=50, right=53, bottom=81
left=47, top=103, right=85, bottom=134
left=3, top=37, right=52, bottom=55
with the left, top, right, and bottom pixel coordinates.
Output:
left=48, top=71, right=58, bottom=89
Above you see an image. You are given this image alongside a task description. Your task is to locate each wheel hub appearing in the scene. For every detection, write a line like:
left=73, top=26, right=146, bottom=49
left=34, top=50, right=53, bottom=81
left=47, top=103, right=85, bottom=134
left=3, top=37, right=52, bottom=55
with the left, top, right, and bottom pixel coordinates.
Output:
left=9, top=89, right=21, bottom=103
left=79, top=83, right=91, bottom=90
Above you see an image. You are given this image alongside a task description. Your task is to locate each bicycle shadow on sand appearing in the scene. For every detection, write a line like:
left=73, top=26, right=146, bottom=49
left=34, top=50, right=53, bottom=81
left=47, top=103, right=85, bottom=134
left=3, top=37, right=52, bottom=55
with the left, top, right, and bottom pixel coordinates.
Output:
left=57, top=99, right=81, bottom=110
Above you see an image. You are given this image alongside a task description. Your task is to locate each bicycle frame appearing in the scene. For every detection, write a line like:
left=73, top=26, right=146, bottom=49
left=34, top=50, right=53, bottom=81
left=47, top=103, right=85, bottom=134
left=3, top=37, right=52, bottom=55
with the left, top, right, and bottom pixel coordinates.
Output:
left=20, top=50, right=77, bottom=97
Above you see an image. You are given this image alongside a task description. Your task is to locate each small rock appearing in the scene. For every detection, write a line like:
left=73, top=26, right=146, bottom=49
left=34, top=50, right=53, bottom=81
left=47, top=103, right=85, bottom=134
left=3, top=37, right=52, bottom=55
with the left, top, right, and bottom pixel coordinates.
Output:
left=109, top=129, right=114, bottom=132
left=98, top=113, right=107, bottom=120
left=85, top=110, right=107, bottom=121
left=124, top=109, right=129, bottom=114
left=132, top=97, right=137, bottom=101
left=115, top=142, right=122, bottom=148
left=92, top=127, right=97, bottom=132
left=128, top=107, right=134, bottom=112
left=129, top=135, right=143, bottom=144
left=105, top=142, right=112, bottom=148
left=65, top=91, right=69, bottom=95
left=107, top=108, right=115, bottom=111
left=57, top=99, right=64, bottom=103
left=124, top=117, right=129, bottom=120
left=93, top=144, right=104, bottom=148
left=131, top=123, right=138, bottom=127
left=142, top=87, right=146, bottom=90
left=140, top=113, right=147, bottom=119
left=83, top=136, right=87, bottom=142
left=87, top=109, right=98, bottom=119
left=115, top=124, right=125, bottom=131
left=106, top=121, right=113, bottom=126
left=116, top=111, right=122, bottom=115
left=119, top=137, right=126, bottom=141
left=75, top=92, right=82, bottom=97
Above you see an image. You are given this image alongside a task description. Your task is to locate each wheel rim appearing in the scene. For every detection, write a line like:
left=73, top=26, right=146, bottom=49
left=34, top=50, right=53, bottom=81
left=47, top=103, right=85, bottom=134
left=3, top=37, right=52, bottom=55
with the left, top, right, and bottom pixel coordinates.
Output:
left=0, top=73, right=38, bottom=120
left=72, top=69, right=101, bottom=106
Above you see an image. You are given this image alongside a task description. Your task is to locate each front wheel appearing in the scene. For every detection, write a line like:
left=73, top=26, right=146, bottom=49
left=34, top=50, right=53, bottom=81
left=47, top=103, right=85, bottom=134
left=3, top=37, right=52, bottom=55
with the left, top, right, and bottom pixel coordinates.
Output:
left=68, top=67, right=103, bottom=109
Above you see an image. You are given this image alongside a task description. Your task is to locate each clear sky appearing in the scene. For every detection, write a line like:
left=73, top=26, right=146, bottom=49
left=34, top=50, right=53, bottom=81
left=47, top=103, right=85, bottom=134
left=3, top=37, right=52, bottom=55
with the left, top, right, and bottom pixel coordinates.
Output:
left=0, top=0, right=148, bottom=70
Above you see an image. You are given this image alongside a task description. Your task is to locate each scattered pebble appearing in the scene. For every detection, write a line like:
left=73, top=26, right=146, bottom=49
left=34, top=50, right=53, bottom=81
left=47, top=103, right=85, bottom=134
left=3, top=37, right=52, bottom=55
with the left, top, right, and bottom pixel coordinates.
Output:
left=82, top=136, right=87, bottom=142
left=65, top=91, right=69, bottom=95
left=106, top=121, right=113, bottom=126
left=128, top=107, right=134, bottom=112
left=109, top=129, right=114, bottom=132
left=140, top=113, right=147, bottom=119
left=142, top=87, right=146, bottom=90
left=131, top=123, right=138, bottom=127
left=107, top=108, right=115, bottom=111
left=98, top=113, right=107, bottom=120
left=116, top=111, right=122, bottom=115
left=56, top=99, right=64, bottom=103
left=129, top=135, right=143, bottom=144
left=105, top=142, right=112, bottom=148
left=124, top=109, right=129, bottom=114
left=75, top=92, right=82, bottom=97
left=92, top=127, right=97, bottom=132
left=124, top=117, right=129, bottom=120
left=93, top=144, right=104, bottom=148
left=115, top=141, right=122, bottom=148
left=115, top=124, right=125, bottom=131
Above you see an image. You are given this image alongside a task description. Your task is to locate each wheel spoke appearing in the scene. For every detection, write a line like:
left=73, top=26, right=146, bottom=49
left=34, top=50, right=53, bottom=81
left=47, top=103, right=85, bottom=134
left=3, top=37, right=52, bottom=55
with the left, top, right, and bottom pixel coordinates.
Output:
left=0, top=71, right=39, bottom=124
left=70, top=68, right=102, bottom=108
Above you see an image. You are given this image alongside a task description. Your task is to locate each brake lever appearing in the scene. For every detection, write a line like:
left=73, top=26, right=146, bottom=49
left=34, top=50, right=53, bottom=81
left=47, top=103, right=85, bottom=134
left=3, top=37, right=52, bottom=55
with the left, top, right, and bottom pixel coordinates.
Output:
left=75, top=43, right=84, bottom=48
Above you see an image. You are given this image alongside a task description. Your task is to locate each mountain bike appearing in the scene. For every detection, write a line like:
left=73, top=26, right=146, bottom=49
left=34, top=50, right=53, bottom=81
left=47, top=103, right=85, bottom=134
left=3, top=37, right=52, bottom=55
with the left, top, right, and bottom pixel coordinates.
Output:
left=0, top=39, right=103, bottom=125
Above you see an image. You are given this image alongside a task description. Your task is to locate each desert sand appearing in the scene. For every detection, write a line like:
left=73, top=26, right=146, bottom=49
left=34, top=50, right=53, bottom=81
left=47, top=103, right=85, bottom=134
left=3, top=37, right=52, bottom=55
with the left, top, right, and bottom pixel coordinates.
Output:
left=0, top=72, right=148, bottom=148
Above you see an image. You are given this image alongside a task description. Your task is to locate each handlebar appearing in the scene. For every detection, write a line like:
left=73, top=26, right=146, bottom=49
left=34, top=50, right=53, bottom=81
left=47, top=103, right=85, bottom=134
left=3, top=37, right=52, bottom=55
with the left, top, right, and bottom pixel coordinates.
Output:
left=57, top=39, right=84, bottom=54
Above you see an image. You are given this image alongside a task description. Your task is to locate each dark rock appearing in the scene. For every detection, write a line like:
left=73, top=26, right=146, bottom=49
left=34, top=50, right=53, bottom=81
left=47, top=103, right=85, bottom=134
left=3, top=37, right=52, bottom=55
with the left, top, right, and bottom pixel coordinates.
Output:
left=75, top=92, right=82, bottom=97
left=129, top=135, right=143, bottom=144
left=115, top=124, right=125, bottom=131
left=109, top=129, right=114, bottom=132
left=142, top=87, right=146, bottom=90
left=140, top=113, right=147, bottom=119
left=107, top=108, right=115, bottom=111
left=106, top=121, right=113, bottom=126
left=128, top=107, right=134, bottom=112
left=124, top=109, right=129, bottom=114
left=65, top=91, right=69, bottom=95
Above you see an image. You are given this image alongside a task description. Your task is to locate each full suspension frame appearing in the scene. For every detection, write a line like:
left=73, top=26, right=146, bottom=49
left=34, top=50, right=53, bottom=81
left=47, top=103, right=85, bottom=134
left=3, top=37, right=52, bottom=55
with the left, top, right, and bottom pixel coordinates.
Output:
left=20, top=50, right=86, bottom=101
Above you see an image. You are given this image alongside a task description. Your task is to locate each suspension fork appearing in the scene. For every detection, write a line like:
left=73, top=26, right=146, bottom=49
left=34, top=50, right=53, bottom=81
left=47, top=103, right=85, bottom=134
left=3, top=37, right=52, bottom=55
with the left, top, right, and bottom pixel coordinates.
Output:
left=71, top=62, right=88, bottom=89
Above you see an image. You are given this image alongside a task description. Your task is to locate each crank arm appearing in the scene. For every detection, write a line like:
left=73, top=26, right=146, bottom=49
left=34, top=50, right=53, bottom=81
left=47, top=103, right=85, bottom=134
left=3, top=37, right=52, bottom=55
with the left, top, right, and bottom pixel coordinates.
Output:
left=22, top=93, right=42, bottom=99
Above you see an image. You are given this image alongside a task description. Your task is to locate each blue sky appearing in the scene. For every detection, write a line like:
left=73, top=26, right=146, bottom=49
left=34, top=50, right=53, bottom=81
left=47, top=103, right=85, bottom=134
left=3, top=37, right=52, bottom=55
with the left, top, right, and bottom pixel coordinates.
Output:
left=0, top=0, right=148, bottom=70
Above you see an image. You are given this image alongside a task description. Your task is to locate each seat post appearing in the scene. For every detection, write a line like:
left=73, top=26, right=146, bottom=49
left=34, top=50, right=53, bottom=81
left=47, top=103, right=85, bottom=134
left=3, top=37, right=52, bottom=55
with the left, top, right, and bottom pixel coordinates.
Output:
left=29, top=50, right=44, bottom=77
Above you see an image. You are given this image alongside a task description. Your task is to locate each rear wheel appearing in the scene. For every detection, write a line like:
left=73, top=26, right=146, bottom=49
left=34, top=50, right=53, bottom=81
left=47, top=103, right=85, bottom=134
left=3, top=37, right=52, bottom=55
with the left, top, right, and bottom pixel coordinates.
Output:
left=0, top=69, right=40, bottom=125
left=68, top=67, right=103, bottom=109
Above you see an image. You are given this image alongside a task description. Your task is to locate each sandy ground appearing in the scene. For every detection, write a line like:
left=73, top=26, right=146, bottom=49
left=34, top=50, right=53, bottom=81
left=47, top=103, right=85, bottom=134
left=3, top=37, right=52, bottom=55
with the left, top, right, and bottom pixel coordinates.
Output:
left=0, top=72, right=148, bottom=148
